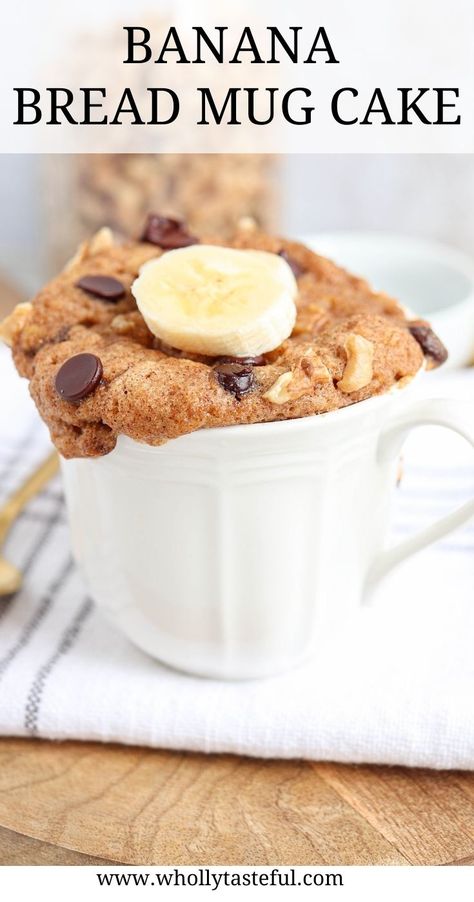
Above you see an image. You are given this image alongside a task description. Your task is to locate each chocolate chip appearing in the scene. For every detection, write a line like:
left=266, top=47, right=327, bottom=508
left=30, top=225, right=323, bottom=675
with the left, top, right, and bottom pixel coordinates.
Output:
left=55, top=353, right=103, bottom=402
left=214, top=362, right=255, bottom=400
left=408, top=322, right=448, bottom=368
left=141, top=214, right=198, bottom=250
left=76, top=275, right=125, bottom=302
left=216, top=354, right=266, bottom=366
left=278, top=249, right=305, bottom=279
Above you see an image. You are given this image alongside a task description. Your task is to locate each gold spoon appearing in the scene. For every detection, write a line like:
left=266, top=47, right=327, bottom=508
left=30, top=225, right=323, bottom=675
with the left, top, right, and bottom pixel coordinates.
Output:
left=0, top=451, right=60, bottom=596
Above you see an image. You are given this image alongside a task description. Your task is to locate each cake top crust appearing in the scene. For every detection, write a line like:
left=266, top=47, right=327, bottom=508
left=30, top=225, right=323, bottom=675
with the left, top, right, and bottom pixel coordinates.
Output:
left=4, top=217, right=446, bottom=458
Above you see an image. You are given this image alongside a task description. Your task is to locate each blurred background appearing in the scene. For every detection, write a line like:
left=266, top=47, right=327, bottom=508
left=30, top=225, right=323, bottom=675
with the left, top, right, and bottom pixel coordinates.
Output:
left=1, top=154, right=473, bottom=295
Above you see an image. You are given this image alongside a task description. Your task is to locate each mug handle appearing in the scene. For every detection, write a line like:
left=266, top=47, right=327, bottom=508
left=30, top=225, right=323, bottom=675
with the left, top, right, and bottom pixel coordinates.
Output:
left=365, top=397, right=474, bottom=596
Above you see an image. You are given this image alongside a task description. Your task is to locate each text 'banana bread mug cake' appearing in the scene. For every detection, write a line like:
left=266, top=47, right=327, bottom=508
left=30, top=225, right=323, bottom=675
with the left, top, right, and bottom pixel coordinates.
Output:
left=3, top=216, right=474, bottom=678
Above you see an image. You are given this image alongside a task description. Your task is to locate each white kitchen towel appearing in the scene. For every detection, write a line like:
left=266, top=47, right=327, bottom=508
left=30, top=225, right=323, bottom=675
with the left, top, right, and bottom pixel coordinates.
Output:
left=0, top=345, right=473, bottom=768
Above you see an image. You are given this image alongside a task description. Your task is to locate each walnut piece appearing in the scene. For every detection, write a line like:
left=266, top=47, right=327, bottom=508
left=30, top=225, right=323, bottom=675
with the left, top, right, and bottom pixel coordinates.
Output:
left=63, top=227, right=115, bottom=272
left=395, top=374, right=414, bottom=390
left=337, top=333, right=374, bottom=393
left=111, top=314, right=135, bottom=334
left=264, top=356, right=331, bottom=405
left=300, top=356, right=332, bottom=383
left=263, top=371, right=295, bottom=404
left=0, top=302, right=33, bottom=347
left=236, top=216, right=258, bottom=233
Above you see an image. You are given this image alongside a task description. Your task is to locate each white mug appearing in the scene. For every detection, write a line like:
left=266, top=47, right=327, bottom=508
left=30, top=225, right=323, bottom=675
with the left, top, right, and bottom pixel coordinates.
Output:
left=61, top=385, right=474, bottom=679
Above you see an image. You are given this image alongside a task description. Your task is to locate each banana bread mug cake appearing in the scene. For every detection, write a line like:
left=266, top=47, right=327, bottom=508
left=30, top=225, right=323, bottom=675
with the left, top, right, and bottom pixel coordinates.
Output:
left=1, top=215, right=446, bottom=458
left=3, top=216, right=464, bottom=681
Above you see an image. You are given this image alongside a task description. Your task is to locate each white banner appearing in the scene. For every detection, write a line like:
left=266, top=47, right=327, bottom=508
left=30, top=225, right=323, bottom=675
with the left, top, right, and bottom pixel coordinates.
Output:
left=0, top=865, right=473, bottom=898
left=0, top=0, right=472, bottom=153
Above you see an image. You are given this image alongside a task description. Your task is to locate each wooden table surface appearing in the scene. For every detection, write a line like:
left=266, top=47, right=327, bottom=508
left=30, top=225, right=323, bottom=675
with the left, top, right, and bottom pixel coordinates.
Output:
left=1, top=737, right=474, bottom=866
left=1, top=281, right=474, bottom=868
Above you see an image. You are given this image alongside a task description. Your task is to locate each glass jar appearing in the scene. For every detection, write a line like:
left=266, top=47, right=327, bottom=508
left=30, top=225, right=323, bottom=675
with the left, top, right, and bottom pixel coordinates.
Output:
left=43, top=153, right=280, bottom=274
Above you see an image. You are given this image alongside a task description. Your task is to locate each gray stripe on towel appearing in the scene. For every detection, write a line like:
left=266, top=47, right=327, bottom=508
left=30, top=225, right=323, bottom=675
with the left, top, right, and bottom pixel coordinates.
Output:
left=0, top=557, right=73, bottom=679
left=0, top=499, right=66, bottom=626
left=24, top=597, right=93, bottom=736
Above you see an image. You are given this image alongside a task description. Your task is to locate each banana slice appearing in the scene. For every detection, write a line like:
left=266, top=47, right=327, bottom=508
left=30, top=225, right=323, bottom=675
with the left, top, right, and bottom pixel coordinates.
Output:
left=131, top=244, right=298, bottom=357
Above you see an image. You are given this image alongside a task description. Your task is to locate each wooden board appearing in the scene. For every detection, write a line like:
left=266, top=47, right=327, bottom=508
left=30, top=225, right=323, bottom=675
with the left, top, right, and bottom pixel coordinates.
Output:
left=1, top=738, right=474, bottom=866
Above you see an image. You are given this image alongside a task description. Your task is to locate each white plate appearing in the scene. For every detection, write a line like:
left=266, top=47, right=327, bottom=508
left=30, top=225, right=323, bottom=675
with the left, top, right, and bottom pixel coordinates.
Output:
left=300, top=231, right=474, bottom=369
